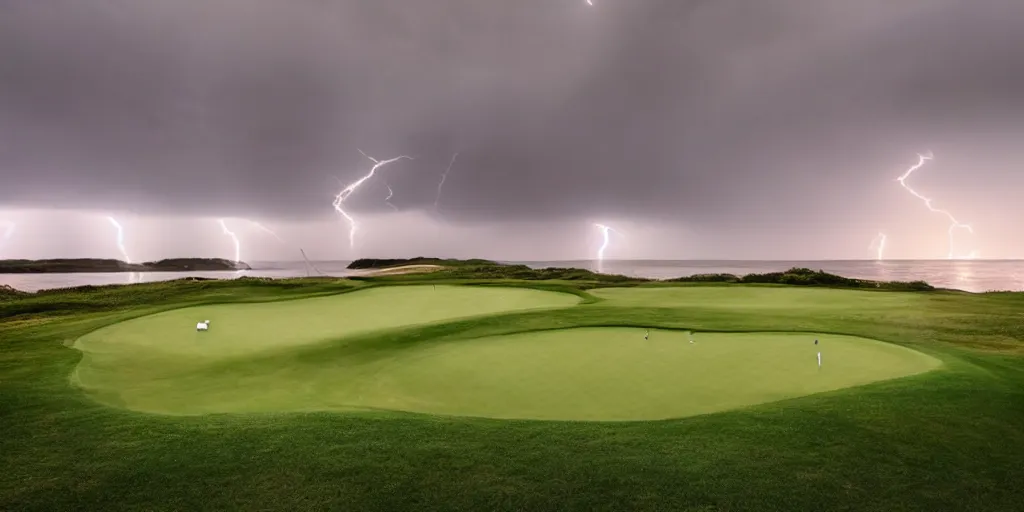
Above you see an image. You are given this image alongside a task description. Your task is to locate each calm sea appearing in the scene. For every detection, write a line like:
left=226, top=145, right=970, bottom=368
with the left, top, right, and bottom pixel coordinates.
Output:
left=2, top=259, right=1023, bottom=294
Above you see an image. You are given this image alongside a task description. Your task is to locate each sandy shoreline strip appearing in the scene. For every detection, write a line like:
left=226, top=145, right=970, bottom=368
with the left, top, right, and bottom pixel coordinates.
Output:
left=358, top=264, right=444, bottom=276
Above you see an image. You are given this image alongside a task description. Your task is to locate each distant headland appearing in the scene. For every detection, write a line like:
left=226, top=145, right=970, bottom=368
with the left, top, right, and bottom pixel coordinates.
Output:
left=345, top=257, right=935, bottom=291
left=346, top=257, right=500, bottom=269
left=0, top=258, right=250, bottom=274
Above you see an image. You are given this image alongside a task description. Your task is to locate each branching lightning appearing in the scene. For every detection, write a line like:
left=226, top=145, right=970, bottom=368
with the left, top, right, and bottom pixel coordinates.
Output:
left=218, top=219, right=241, bottom=263
left=869, top=232, right=887, bottom=261
left=106, top=216, right=131, bottom=263
left=215, top=219, right=281, bottom=266
left=384, top=182, right=398, bottom=212
left=249, top=220, right=285, bottom=243
left=249, top=220, right=316, bottom=270
left=895, top=152, right=974, bottom=259
left=332, top=150, right=412, bottom=249
left=434, top=153, right=459, bottom=210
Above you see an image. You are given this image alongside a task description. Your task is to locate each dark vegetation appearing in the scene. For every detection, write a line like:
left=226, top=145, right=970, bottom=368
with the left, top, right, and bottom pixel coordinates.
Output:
left=0, top=257, right=249, bottom=273
left=432, top=264, right=646, bottom=283
left=351, top=259, right=936, bottom=291
left=140, top=258, right=251, bottom=272
left=667, top=267, right=935, bottom=291
left=347, top=257, right=499, bottom=269
left=0, top=284, right=27, bottom=300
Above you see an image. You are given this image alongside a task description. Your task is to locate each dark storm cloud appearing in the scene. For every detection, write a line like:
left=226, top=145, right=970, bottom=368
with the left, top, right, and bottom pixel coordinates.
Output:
left=1, top=0, right=1022, bottom=225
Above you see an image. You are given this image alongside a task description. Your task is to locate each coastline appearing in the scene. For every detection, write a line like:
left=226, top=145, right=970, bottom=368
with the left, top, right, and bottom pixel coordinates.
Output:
left=0, top=258, right=250, bottom=274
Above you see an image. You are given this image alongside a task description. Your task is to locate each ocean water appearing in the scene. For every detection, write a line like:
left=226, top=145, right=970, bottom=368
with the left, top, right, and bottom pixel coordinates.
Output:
left=2, top=259, right=1023, bottom=294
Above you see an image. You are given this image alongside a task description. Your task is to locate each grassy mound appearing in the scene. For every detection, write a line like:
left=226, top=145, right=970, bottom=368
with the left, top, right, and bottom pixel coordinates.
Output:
left=72, top=285, right=581, bottom=415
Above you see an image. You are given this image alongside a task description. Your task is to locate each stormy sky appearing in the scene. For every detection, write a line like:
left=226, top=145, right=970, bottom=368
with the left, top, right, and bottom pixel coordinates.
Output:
left=1, top=0, right=1022, bottom=261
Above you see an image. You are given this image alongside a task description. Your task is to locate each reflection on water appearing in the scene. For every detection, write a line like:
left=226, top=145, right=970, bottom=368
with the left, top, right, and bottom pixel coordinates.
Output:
left=871, top=260, right=892, bottom=282
left=2, top=259, right=1024, bottom=293
left=952, top=260, right=974, bottom=285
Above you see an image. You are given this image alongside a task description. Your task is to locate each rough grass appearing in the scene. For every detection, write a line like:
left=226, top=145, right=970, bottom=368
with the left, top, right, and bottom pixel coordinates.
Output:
left=1, top=276, right=1023, bottom=511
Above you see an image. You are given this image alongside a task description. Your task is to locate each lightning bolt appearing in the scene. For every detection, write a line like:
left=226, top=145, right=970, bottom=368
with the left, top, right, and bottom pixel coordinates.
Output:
left=248, top=220, right=285, bottom=243
left=586, top=0, right=593, bottom=5
left=895, top=152, right=974, bottom=259
left=434, top=153, right=459, bottom=211
left=384, top=181, right=399, bottom=212
left=595, top=223, right=612, bottom=261
left=106, top=216, right=131, bottom=263
left=332, top=150, right=412, bottom=250
left=869, top=232, right=887, bottom=261
left=218, top=219, right=241, bottom=263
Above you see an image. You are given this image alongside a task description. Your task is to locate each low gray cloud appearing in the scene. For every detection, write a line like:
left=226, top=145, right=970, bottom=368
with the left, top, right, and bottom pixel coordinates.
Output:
left=1, top=0, right=1022, bottom=234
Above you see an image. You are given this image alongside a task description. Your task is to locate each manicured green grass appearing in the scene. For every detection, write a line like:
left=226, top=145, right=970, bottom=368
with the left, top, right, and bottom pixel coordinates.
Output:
left=74, top=284, right=578, bottom=359
left=71, top=285, right=580, bottom=415
left=348, top=329, right=940, bottom=421
left=2, top=277, right=1023, bottom=511
left=73, top=320, right=941, bottom=419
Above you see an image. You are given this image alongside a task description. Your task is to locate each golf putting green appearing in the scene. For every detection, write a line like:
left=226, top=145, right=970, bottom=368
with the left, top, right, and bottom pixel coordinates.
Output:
left=335, top=329, right=941, bottom=420
left=73, top=285, right=580, bottom=360
left=73, top=301, right=941, bottom=419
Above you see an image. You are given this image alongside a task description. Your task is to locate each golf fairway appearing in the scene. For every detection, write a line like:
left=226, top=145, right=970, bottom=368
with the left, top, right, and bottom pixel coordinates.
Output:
left=73, top=286, right=941, bottom=419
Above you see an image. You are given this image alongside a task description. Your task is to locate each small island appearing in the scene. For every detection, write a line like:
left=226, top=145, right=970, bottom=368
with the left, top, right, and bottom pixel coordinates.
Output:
left=0, top=258, right=251, bottom=274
